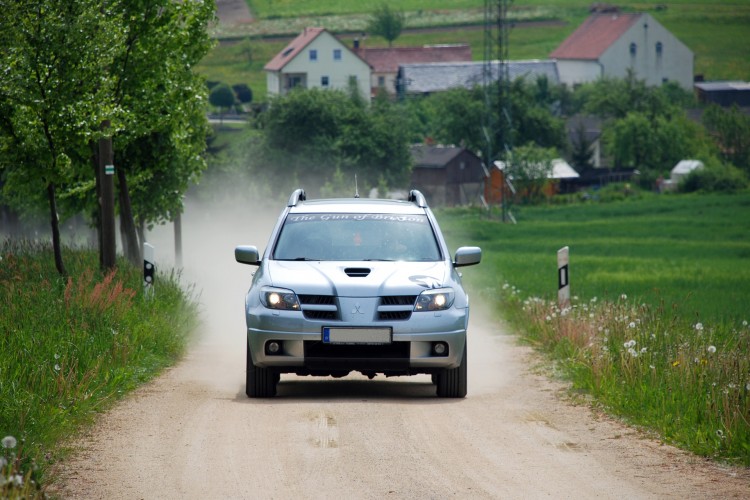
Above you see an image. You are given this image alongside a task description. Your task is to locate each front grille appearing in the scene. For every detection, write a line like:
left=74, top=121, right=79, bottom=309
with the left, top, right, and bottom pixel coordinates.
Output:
left=299, top=295, right=338, bottom=321
left=377, top=295, right=416, bottom=321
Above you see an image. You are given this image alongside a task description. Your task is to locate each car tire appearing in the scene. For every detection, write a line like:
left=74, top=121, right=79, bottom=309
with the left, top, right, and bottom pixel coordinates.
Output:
left=246, top=342, right=278, bottom=398
left=435, top=342, right=467, bottom=398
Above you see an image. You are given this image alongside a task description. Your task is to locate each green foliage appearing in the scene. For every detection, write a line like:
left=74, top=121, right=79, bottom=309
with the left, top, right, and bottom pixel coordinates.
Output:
left=209, top=83, right=237, bottom=111
left=367, top=3, right=406, bottom=47
left=680, top=161, right=749, bottom=193
left=507, top=143, right=557, bottom=204
left=702, top=104, right=750, bottom=174
left=251, top=88, right=411, bottom=195
left=0, top=241, right=197, bottom=488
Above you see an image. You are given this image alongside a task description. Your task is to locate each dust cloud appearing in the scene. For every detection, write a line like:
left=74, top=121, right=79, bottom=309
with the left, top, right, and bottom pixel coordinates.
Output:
left=145, top=186, right=280, bottom=389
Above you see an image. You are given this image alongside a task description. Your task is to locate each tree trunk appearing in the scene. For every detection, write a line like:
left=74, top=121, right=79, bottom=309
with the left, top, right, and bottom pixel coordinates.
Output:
left=47, top=182, right=67, bottom=276
left=91, top=141, right=103, bottom=269
left=117, top=167, right=141, bottom=265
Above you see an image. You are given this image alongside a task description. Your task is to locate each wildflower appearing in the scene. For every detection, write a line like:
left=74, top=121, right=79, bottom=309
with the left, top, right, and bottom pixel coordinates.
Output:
left=54, top=364, right=61, bottom=372
left=743, top=320, right=748, bottom=327
left=672, top=360, right=680, bottom=367
left=620, top=294, right=627, bottom=300
left=589, top=313, right=594, bottom=319
left=707, top=345, right=716, bottom=354
left=624, top=340, right=636, bottom=348
left=54, top=353, right=60, bottom=360
left=640, top=347, right=648, bottom=354
left=590, top=297, right=598, bottom=303
left=627, top=348, right=638, bottom=357
left=628, top=322, right=636, bottom=329
left=694, top=323, right=704, bottom=331
left=649, top=365, right=655, bottom=370
left=716, top=429, right=725, bottom=439
left=11, top=474, right=24, bottom=487
left=746, top=382, right=750, bottom=391
left=2, top=435, right=17, bottom=449
left=546, top=316, right=552, bottom=322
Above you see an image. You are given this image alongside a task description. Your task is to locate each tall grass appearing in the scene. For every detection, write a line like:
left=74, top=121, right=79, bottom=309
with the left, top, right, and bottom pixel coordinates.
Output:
left=0, top=240, right=198, bottom=495
left=438, top=191, right=750, bottom=465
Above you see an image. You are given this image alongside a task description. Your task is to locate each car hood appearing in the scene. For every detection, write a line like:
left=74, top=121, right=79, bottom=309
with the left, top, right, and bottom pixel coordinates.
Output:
left=266, top=260, right=449, bottom=297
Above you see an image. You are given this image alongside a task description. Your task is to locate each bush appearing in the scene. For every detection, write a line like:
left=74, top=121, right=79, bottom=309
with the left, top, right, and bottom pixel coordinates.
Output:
left=680, top=163, right=748, bottom=193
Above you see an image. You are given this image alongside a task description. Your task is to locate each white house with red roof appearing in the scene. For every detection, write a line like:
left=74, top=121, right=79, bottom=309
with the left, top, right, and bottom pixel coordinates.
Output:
left=264, top=27, right=372, bottom=101
left=550, top=12, right=693, bottom=90
left=353, top=43, right=472, bottom=95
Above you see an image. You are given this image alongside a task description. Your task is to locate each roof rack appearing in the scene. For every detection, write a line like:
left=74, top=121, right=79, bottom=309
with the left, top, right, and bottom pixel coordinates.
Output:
left=408, top=189, right=427, bottom=208
left=287, top=188, right=306, bottom=207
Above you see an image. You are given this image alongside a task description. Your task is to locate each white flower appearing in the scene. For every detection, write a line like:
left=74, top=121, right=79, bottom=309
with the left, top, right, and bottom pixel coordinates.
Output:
left=716, top=429, right=725, bottom=439
left=742, top=320, right=748, bottom=327
left=54, top=364, right=61, bottom=372
left=694, top=323, right=704, bottom=331
left=624, top=340, right=636, bottom=348
left=628, top=322, right=636, bottom=329
left=54, top=353, right=60, bottom=360
left=627, top=348, right=638, bottom=357
left=620, top=294, right=628, bottom=300
left=12, top=474, right=23, bottom=487
left=641, top=347, right=648, bottom=354
left=707, top=345, right=716, bottom=354
left=2, top=435, right=17, bottom=449
left=746, top=382, right=750, bottom=391
left=546, top=316, right=552, bottom=322
left=590, top=297, right=598, bottom=303
left=649, top=365, right=655, bottom=370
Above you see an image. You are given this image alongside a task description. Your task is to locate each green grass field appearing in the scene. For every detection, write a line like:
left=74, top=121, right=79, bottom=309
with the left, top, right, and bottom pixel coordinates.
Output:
left=437, top=191, right=750, bottom=464
left=197, top=0, right=750, bottom=99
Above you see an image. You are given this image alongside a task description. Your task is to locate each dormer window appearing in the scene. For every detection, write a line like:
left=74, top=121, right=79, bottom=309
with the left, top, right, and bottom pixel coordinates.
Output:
left=309, top=49, right=318, bottom=62
left=630, top=43, right=637, bottom=56
left=656, top=41, right=663, bottom=56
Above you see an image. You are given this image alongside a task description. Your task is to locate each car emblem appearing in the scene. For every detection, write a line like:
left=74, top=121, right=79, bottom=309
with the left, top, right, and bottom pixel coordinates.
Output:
left=352, top=303, right=364, bottom=314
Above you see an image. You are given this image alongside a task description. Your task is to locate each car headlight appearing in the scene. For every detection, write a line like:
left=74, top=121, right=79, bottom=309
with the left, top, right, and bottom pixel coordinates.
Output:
left=260, top=286, right=300, bottom=311
left=414, top=288, right=455, bottom=311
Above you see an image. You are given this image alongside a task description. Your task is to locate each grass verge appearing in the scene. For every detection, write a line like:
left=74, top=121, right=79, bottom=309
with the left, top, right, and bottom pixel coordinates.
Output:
left=438, top=191, right=750, bottom=465
left=0, top=240, right=198, bottom=496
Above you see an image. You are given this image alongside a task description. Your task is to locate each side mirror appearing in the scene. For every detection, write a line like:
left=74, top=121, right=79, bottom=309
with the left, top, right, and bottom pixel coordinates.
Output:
left=453, top=246, right=481, bottom=267
left=235, top=245, right=260, bottom=265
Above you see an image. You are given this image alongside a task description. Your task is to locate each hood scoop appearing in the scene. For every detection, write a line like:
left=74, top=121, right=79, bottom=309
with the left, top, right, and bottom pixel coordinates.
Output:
left=344, top=267, right=371, bottom=278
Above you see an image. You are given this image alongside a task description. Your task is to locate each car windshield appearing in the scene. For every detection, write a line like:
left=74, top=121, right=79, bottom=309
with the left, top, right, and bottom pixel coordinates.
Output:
left=273, top=213, right=442, bottom=262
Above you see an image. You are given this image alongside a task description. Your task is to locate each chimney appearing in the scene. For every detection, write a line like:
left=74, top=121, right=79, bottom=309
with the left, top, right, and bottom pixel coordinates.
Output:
left=353, top=38, right=360, bottom=50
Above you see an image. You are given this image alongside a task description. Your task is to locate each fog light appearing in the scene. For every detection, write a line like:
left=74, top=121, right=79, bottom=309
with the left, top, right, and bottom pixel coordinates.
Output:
left=432, top=342, right=448, bottom=356
left=266, top=341, right=281, bottom=355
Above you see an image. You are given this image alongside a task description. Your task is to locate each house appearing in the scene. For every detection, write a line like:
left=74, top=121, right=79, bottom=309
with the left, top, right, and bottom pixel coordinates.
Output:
left=410, top=145, right=486, bottom=206
left=566, top=114, right=603, bottom=168
left=694, top=81, right=750, bottom=107
left=353, top=43, right=472, bottom=96
left=264, top=27, right=372, bottom=101
left=550, top=12, right=694, bottom=90
left=397, top=60, right=559, bottom=96
left=485, top=159, right=579, bottom=203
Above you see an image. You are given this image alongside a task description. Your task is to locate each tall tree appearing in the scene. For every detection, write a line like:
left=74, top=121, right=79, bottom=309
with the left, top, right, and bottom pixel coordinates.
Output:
left=0, top=0, right=122, bottom=275
left=702, top=104, right=750, bottom=173
left=367, top=3, right=405, bottom=47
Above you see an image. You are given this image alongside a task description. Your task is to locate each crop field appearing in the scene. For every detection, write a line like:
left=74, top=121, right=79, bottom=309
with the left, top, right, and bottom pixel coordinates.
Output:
left=437, top=191, right=750, bottom=464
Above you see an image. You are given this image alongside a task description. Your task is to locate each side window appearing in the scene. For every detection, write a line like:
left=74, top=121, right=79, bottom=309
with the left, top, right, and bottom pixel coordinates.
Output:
left=333, top=49, right=342, bottom=61
left=656, top=41, right=663, bottom=56
left=377, top=76, right=385, bottom=87
left=321, top=76, right=329, bottom=87
left=629, top=42, right=637, bottom=56
left=309, top=49, right=318, bottom=62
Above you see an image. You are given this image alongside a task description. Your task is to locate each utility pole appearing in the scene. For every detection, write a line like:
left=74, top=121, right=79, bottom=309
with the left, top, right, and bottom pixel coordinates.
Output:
left=99, top=120, right=116, bottom=270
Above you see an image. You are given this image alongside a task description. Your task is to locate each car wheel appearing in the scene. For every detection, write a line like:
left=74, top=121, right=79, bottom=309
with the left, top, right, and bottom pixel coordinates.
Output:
left=246, top=342, right=278, bottom=398
left=435, top=342, right=467, bottom=398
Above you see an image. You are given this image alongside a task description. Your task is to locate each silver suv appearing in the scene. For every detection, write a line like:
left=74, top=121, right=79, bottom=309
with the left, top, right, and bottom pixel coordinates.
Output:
left=235, top=189, right=481, bottom=398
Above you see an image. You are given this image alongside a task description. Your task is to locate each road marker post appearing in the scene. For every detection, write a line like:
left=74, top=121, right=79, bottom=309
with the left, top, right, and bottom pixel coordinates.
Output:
left=144, top=242, right=155, bottom=297
left=557, top=246, right=570, bottom=309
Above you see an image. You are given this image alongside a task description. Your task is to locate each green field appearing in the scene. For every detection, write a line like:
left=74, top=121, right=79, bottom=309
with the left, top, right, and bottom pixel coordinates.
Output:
left=437, top=191, right=750, bottom=464
left=197, top=1, right=750, bottom=100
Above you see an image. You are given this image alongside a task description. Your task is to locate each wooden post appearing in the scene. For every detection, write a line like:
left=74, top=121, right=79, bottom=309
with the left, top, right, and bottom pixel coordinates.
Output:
left=99, top=120, right=116, bottom=270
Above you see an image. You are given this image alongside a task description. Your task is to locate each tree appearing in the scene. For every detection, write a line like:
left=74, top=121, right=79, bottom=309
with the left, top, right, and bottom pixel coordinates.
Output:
left=233, top=84, right=253, bottom=106
left=367, top=3, right=405, bottom=47
left=702, top=104, right=750, bottom=173
left=210, top=83, right=236, bottom=124
left=508, top=143, right=557, bottom=204
left=251, top=88, right=411, bottom=195
left=0, top=0, right=123, bottom=275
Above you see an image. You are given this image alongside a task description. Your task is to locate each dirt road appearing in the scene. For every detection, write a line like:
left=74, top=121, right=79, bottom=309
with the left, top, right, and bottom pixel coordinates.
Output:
left=48, top=195, right=750, bottom=499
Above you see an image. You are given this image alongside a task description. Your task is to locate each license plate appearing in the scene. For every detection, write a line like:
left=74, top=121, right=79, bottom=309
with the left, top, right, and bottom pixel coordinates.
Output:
left=322, top=327, right=392, bottom=345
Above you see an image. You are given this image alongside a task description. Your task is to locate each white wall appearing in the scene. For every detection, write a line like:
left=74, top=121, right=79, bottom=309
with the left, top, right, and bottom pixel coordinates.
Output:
left=556, top=60, right=603, bottom=87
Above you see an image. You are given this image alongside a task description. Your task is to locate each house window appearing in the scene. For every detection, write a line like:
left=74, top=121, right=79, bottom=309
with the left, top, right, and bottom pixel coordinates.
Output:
left=377, top=76, right=385, bottom=87
left=656, top=41, right=663, bottom=56
left=630, top=43, right=637, bottom=56
left=309, top=49, right=317, bottom=61
left=333, top=49, right=342, bottom=61
left=321, top=76, right=329, bottom=87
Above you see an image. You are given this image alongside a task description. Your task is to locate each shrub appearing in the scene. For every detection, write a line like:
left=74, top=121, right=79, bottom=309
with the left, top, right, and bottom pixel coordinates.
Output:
left=680, top=163, right=748, bottom=193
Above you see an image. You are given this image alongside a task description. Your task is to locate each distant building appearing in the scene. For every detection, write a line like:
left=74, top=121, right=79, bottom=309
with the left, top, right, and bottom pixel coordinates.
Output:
left=694, top=81, right=750, bottom=107
left=550, top=12, right=693, bottom=90
left=410, top=145, right=486, bottom=206
left=354, top=44, right=472, bottom=96
left=264, top=27, right=371, bottom=101
left=397, top=60, right=559, bottom=96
